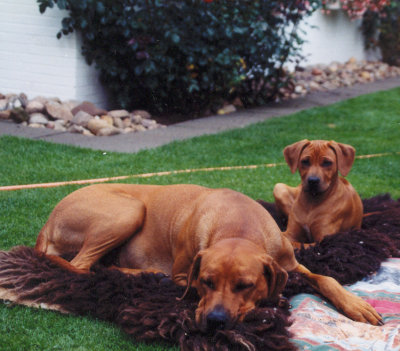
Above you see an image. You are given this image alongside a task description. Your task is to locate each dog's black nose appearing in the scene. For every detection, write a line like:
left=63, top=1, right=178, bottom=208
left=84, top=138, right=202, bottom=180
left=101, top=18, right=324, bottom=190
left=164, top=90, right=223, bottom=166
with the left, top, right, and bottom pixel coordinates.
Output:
left=307, top=176, right=320, bottom=186
left=206, top=308, right=229, bottom=330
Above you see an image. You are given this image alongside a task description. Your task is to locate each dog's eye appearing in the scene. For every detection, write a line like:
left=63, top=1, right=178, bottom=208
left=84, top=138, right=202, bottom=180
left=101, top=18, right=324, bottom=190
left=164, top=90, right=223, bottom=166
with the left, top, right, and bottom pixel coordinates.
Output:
left=234, top=282, right=254, bottom=292
left=201, top=278, right=215, bottom=290
left=300, top=159, right=310, bottom=167
left=322, top=160, right=333, bottom=167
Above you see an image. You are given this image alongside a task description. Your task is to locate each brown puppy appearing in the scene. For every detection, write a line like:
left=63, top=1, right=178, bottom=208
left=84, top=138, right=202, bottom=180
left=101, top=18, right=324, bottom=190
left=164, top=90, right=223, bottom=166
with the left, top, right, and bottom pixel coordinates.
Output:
left=274, top=139, right=363, bottom=246
left=35, top=183, right=381, bottom=331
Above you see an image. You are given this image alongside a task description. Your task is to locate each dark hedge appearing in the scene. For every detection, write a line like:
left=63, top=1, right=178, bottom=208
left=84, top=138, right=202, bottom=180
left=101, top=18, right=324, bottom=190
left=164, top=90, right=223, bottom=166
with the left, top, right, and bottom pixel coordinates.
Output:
left=37, top=0, right=319, bottom=116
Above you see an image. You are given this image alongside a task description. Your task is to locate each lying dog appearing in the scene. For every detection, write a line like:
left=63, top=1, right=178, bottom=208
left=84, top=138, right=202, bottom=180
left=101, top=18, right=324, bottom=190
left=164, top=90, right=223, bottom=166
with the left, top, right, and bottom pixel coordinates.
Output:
left=35, top=183, right=381, bottom=330
left=274, top=139, right=363, bottom=246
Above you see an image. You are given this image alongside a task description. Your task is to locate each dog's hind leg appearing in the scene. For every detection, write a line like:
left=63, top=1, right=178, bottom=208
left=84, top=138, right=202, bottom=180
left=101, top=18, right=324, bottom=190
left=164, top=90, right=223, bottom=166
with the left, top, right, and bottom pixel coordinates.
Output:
left=35, top=191, right=146, bottom=273
left=69, top=197, right=146, bottom=271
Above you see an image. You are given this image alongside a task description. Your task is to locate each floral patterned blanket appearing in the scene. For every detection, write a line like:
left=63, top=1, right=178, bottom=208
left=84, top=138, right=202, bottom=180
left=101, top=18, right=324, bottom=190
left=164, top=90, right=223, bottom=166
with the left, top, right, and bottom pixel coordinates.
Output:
left=289, top=258, right=400, bottom=350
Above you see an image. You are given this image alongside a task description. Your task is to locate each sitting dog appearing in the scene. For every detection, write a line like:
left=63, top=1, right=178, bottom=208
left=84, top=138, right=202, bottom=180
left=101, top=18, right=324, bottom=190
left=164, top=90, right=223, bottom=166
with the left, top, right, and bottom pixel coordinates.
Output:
left=274, top=139, right=363, bottom=246
left=35, top=183, right=381, bottom=330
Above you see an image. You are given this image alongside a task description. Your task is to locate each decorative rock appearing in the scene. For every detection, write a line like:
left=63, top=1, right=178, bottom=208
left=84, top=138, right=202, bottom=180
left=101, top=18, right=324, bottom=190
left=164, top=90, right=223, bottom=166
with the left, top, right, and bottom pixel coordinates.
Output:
left=347, top=57, right=357, bottom=64
left=0, top=110, right=11, bottom=119
left=30, top=96, right=49, bottom=105
left=0, top=99, right=8, bottom=111
left=311, top=68, right=323, bottom=76
left=294, top=85, right=306, bottom=94
left=29, top=113, right=49, bottom=125
left=10, top=108, right=29, bottom=123
left=25, top=100, right=45, bottom=114
left=68, top=124, right=89, bottom=134
left=284, top=59, right=400, bottom=102
left=53, top=120, right=67, bottom=131
left=360, top=71, right=372, bottom=80
left=113, top=116, right=124, bottom=129
left=130, top=114, right=143, bottom=124
left=146, top=124, right=159, bottom=130
left=46, top=121, right=55, bottom=129
left=100, top=115, right=114, bottom=126
left=131, top=110, right=151, bottom=119
left=217, top=104, right=236, bottom=115
left=133, top=125, right=146, bottom=132
left=82, top=129, right=95, bottom=137
left=29, top=123, right=46, bottom=129
left=71, top=110, right=92, bottom=127
left=97, top=127, right=121, bottom=136
left=122, top=127, right=135, bottom=133
left=308, top=81, right=322, bottom=91
left=45, top=101, right=73, bottom=121
left=54, top=119, right=67, bottom=127
left=327, top=63, right=339, bottom=73
left=87, top=118, right=111, bottom=135
left=71, top=101, right=107, bottom=117
left=63, top=100, right=80, bottom=111
left=122, top=118, right=132, bottom=128
left=141, top=119, right=157, bottom=128
left=108, top=109, right=130, bottom=119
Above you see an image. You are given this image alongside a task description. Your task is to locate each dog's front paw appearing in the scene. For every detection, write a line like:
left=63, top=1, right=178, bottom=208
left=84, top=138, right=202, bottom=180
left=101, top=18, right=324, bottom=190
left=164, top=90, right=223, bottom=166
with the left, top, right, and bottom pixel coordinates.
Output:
left=340, top=291, right=383, bottom=326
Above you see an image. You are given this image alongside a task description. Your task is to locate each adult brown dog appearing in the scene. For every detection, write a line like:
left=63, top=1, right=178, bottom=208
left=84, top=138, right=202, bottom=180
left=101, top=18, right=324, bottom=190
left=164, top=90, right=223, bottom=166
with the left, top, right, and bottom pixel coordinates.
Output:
left=274, top=139, right=363, bottom=246
left=35, top=183, right=381, bottom=330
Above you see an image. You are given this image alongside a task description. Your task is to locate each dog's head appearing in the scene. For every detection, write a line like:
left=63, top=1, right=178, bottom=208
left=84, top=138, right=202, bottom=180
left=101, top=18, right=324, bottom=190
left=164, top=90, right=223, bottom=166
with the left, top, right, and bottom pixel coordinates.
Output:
left=283, top=139, right=356, bottom=196
left=183, top=239, right=287, bottom=332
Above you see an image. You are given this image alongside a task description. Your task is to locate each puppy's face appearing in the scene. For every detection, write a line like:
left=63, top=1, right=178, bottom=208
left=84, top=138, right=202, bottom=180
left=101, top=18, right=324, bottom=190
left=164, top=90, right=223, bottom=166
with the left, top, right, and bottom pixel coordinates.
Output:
left=283, top=139, right=356, bottom=197
left=298, top=141, right=338, bottom=196
left=187, top=239, right=287, bottom=332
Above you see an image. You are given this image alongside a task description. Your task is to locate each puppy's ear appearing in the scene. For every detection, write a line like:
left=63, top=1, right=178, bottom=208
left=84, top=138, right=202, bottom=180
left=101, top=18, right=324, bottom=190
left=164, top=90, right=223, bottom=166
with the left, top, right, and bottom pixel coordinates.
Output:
left=329, top=141, right=355, bottom=176
left=262, top=255, right=288, bottom=302
left=283, top=139, right=310, bottom=173
left=179, top=251, right=203, bottom=300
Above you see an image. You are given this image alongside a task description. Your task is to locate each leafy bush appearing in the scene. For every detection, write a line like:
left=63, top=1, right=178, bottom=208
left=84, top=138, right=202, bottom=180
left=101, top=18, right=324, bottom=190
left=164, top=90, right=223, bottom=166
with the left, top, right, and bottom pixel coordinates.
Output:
left=37, top=0, right=319, bottom=116
left=362, top=1, right=400, bottom=66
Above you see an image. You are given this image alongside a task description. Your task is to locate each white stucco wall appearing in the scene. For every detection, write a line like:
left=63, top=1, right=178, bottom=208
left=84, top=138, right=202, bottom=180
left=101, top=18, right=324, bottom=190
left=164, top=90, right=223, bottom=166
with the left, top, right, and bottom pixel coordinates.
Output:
left=0, top=0, right=109, bottom=108
left=300, top=9, right=378, bottom=67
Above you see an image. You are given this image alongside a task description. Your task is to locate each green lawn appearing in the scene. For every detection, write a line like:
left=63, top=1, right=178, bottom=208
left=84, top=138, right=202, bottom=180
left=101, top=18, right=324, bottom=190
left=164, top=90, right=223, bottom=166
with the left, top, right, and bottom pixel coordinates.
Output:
left=0, top=88, right=399, bottom=350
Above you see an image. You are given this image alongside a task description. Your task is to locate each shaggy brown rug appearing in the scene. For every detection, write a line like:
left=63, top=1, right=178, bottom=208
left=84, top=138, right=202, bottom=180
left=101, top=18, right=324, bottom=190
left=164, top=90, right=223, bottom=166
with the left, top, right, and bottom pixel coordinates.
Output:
left=0, top=195, right=399, bottom=351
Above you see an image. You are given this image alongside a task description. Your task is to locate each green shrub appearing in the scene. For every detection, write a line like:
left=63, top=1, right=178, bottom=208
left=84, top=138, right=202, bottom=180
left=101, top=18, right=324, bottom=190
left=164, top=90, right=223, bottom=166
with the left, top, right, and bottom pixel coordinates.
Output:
left=37, top=0, right=319, bottom=116
left=362, top=1, right=400, bottom=66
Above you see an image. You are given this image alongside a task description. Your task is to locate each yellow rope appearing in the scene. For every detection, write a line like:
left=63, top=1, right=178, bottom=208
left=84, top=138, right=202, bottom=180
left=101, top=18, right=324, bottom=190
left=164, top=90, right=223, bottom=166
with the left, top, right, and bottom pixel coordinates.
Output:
left=1, top=151, right=398, bottom=192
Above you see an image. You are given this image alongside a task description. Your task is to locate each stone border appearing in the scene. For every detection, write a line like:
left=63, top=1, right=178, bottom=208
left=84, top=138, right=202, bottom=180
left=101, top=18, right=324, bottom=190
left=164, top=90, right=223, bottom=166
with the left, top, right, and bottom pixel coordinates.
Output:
left=0, top=97, right=165, bottom=137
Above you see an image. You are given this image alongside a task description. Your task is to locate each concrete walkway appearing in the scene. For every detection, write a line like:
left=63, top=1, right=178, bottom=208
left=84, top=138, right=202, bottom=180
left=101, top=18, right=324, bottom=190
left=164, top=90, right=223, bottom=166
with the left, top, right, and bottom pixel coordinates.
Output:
left=1, top=77, right=399, bottom=153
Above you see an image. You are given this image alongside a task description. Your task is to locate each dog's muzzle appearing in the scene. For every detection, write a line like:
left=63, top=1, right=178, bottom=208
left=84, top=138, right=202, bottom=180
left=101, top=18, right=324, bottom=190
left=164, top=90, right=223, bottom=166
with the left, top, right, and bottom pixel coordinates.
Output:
left=306, top=176, right=321, bottom=195
left=206, top=305, right=230, bottom=331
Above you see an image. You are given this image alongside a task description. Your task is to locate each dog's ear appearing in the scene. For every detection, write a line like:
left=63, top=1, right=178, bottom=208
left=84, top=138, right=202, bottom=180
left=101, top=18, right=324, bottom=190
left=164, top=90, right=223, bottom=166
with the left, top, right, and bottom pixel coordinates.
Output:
left=329, top=141, right=356, bottom=176
left=262, top=255, right=288, bottom=302
left=179, top=251, right=203, bottom=300
left=283, top=139, right=310, bottom=173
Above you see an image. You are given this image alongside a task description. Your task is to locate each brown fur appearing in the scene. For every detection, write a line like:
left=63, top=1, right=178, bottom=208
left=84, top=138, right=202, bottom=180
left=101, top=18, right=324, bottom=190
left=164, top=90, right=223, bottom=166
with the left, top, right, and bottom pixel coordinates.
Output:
left=34, top=183, right=381, bottom=329
left=274, top=139, right=363, bottom=246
